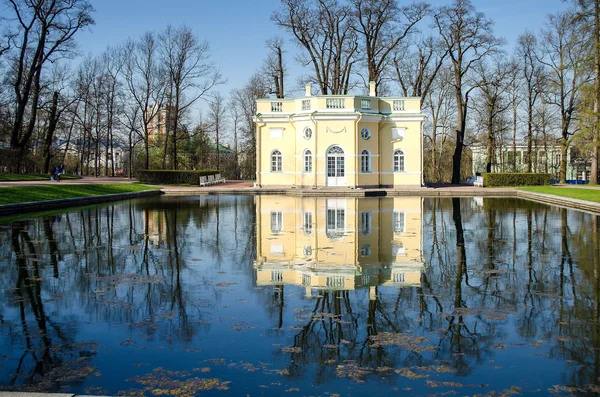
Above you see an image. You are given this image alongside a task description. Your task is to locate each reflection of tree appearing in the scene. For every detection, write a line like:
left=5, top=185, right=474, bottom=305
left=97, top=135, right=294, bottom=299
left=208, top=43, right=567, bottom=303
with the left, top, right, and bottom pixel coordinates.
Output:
left=0, top=196, right=257, bottom=392
left=6, top=222, right=94, bottom=391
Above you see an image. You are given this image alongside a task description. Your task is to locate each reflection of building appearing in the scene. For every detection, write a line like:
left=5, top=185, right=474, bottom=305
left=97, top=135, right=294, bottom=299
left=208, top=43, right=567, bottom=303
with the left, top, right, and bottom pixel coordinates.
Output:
left=254, top=196, right=424, bottom=298
left=143, top=209, right=167, bottom=247
left=255, top=83, right=425, bottom=188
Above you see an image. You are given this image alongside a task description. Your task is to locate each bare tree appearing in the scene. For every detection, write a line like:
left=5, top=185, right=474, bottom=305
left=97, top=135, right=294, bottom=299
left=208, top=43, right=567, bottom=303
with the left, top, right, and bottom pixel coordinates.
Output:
left=229, top=96, right=241, bottom=180
left=473, top=58, right=515, bottom=173
left=424, top=66, right=454, bottom=182
left=571, top=0, right=600, bottom=183
left=263, top=37, right=286, bottom=98
left=231, top=73, right=270, bottom=178
left=123, top=32, right=164, bottom=170
left=433, top=0, right=503, bottom=183
left=393, top=35, right=448, bottom=106
left=159, top=25, right=222, bottom=169
left=517, top=32, right=544, bottom=172
left=272, top=0, right=359, bottom=95
left=100, top=46, right=124, bottom=176
left=351, top=0, right=429, bottom=95
left=6, top=0, right=94, bottom=168
left=538, top=11, right=591, bottom=182
left=208, top=93, right=226, bottom=171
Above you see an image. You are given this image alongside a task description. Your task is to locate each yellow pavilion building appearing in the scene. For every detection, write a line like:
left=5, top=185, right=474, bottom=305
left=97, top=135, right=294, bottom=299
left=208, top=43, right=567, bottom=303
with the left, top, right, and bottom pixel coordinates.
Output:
left=255, top=83, right=425, bottom=188
left=254, top=196, right=425, bottom=298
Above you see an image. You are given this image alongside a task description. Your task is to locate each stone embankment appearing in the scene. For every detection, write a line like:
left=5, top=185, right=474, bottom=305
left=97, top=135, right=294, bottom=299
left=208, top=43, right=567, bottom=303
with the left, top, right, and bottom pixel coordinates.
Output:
left=1, top=178, right=599, bottom=216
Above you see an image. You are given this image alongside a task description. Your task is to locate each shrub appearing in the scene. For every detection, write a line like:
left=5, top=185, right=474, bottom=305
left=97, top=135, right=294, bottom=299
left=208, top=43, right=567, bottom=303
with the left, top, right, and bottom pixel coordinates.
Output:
left=137, top=170, right=218, bottom=185
left=481, top=172, right=551, bottom=187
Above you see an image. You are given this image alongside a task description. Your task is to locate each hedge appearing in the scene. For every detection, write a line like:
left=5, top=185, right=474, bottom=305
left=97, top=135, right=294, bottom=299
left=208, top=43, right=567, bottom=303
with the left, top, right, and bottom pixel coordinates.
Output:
left=481, top=172, right=551, bottom=187
left=137, top=170, right=218, bottom=185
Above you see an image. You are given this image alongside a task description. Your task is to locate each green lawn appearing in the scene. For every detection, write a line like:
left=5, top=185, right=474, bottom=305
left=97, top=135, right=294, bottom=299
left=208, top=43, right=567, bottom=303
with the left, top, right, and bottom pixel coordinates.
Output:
left=518, top=186, right=600, bottom=203
left=0, top=184, right=159, bottom=205
left=0, top=173, right=81, bottom=181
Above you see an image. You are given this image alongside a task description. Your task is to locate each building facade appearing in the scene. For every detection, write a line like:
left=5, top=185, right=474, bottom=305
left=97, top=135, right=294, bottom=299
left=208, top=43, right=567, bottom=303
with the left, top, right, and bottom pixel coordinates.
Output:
left=254, top=196, right=424, bottom=298
left=471, top=141, right=590, bottom=182
left=255, top=83, right=425, bottom=188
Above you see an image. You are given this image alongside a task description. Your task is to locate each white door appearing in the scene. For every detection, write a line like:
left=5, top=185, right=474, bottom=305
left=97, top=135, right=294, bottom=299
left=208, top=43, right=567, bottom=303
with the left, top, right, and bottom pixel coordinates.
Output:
left=326, top=145, right=345, bottom=186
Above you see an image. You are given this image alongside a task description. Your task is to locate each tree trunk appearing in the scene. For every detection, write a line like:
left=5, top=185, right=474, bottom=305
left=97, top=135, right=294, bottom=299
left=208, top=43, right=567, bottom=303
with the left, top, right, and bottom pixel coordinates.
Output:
left=560, top=135, right=568, bottom=183
left=42, top=92, right=60, bottom=173
left=591, top=0, right=600, bottom=184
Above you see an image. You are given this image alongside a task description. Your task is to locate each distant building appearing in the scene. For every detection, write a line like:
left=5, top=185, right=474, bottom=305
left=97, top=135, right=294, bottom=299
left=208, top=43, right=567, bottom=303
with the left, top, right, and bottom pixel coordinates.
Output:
left=146, top=104, right=175, bottom=142
left=471, top=141, right=590, bottom=181
left=254, top=83, right=425, bottom=188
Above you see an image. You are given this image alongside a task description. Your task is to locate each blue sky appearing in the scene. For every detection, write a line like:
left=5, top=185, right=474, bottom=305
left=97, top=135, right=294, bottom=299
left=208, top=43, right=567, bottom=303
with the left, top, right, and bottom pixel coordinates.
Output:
left=75, top=0, right=568, bottom=105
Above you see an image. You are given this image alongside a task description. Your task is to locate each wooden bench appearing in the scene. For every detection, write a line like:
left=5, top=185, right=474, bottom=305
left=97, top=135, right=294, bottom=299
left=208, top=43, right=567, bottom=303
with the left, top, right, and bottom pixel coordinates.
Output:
left=473, top=176, right=484, bottom=187
left=199, top=176, right=208, bottom=186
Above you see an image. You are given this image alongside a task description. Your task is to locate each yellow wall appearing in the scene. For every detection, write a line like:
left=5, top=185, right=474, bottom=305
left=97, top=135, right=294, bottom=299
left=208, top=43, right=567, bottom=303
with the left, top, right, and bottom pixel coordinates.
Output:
left=256, top=96, right=424, bottom=187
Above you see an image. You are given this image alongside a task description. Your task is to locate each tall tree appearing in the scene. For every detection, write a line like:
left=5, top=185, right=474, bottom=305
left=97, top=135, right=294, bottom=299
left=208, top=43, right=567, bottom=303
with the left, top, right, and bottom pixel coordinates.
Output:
left=517, top=32, right=544, bottom=172
left=474, top=58, right=515, bottom=173
left=572, top=0, right=600, bottom=183
left=433, top=0, right=502, bottom=184
left=272, top=0, right=359, bottom=95
left=263, top=37, right=286, bottom=98
left=538, top=11, right=591, bottom=182
left=123, top=32, right=164, bottom=170
left=231, top=73, right=269, bottom=179
left=159, top=25, right=222, bottom=169
left=6, top=0, right=94, bottom=167
left=393, top=35, right=448, bottom=107
left=208, top=93, right=226, bottom=171
left=351, top=0, right=429, bottom=95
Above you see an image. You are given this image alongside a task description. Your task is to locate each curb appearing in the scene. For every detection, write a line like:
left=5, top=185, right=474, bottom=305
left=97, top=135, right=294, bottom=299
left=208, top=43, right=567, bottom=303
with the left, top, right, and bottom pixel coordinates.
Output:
left=516, top=190, right=600, bottom=214
left=0, top=394, right=111, bottom=397
left=161, top=188, right=518, bottom=197
left=0, top=190, right=162, bottom=217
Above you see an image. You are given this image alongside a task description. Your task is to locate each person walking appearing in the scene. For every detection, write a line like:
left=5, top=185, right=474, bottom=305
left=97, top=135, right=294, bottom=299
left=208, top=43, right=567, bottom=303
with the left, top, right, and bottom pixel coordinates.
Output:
left=50, top=166, right=56, bottom=182
left=56, top=165, right=62, bottom=182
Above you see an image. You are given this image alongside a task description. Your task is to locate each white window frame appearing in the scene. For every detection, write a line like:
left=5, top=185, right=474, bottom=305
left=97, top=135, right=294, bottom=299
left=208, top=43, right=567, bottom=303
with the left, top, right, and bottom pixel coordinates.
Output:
left=361, top=211, right=372, bottom=235
left=303, top=211, right=313, bottom=235
left=303, top=149, right=312, bottom=173
left=270, top=211, right=283, bottom=234
left=361, top=149, right=371, bottom=173
left=393, top=211, right=405, bottom=234
left=271, top=149, right=282, bottom=172
left=393, top=149, right=405, bottom=172
left=361, top=99, right=371, bottom=110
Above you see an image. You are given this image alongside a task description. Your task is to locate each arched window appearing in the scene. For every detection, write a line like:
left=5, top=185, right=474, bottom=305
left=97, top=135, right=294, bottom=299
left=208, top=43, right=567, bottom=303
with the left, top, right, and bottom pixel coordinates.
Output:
left=303, top=149, right=312, bottom=173
left=361, top=150, right=371, bottom=173
left=271, top=150, right=282, bottom=172
left=393, top=149, right=405, bottom=172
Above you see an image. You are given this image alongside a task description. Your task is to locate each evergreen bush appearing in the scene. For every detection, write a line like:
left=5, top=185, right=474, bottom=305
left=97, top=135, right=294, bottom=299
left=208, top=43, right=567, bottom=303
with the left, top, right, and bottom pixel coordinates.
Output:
left=481, top=172, right=551, bottom=187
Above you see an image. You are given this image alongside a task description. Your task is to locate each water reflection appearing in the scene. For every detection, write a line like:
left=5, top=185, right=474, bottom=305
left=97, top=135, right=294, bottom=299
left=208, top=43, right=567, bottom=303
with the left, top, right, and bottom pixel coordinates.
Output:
left=0, top=196, right=599, bottom=395
left=255, top=196, right=425, bottom=294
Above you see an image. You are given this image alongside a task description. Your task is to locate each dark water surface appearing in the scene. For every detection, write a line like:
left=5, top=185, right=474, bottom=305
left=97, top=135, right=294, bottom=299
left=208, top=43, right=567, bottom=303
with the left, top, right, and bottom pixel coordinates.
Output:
left=0, top=195, right=599, bottom=396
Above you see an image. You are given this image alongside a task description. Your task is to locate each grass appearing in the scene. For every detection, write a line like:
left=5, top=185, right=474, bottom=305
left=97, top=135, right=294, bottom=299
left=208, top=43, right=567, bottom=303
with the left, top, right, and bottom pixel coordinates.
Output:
left=0, top=173, right=81, bottom=181
left=0, top=184, right=159, bottom=205
left=518, top=186, right=600, bottom=203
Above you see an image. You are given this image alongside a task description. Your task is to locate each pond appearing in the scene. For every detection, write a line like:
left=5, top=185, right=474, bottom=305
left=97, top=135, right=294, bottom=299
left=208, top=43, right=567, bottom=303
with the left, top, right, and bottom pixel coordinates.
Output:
left=0, top=195, right=599, bottom=396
